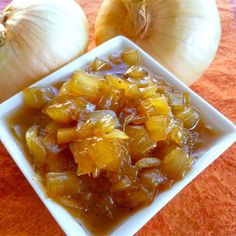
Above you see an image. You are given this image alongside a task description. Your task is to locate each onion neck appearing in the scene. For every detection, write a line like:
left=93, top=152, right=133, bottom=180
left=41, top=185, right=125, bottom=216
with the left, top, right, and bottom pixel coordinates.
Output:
left=0, top=11, right=10, bottom=47
left=123, top=0, right=149, bottom=39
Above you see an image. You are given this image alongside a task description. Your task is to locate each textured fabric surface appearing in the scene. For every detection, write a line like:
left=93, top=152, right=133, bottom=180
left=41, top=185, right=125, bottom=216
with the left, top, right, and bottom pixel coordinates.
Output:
left=0, top=0, right=235, bottom=235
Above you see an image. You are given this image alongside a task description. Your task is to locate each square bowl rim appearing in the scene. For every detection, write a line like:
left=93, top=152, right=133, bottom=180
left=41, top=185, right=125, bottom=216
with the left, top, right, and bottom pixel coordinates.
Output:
left=0, top=35, right=235, bottom=236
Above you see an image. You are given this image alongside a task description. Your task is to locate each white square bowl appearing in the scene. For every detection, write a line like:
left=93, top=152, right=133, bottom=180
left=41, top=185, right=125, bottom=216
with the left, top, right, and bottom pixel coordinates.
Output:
left=0, top=36, right=235, bottom=236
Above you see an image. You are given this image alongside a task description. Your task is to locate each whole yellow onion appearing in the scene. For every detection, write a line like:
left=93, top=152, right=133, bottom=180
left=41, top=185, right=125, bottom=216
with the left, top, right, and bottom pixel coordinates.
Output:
left=95, top=0, right=221, bottom=85
left=0, top=0, right=88, bottom=101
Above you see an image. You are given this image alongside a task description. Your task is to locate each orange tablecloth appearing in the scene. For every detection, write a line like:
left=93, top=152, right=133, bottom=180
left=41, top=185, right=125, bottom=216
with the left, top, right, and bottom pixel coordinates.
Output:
left=0, top=0, right=235, bottom=235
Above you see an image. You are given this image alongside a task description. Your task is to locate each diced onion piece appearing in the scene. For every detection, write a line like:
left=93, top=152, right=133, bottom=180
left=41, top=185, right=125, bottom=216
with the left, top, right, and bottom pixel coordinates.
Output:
left=105, top=74, right=129, bottom=89
left=145, top=116, right=168, bottom=142
left=139, top=84, right=158, bottom=99
left=74, top=110, right=120, bottom=139
left=72, top=70, right=102, bottom=97
left=57, top=196, right=84, bottom=210
left=45, top=96, right=95, bottom=124
left=139, top=168, right=166, bottom=189
left=135, top=157, right=161, bottom=169
left=24, top=86, right=57, bottom=109
left=149, top=96, right=171, bottom=115
left=183, top=92, right=191, bottom=106
left=46, top=172, right=80, bottom=196
left=168, top=120, right=188, bottom=146
left=26, top=125, right=46, bottom=167
left=91, top=57, right=112, bottom=71
left=70, top=141, right=97, bottom=176
left=124, top=66, right=148, bottom=79
left=88, top=139, right=122, bottom=171
left=125, top=125, right=156, bottom=158
left=110, top=176, right=132, bottom=192
left=138, top=99, right=155, bottom=117
left=168, top=92, right=185, bottom=114
left=128, top=76, right=154, bottom=88
left=161, top=148, right=193, bottom=180
left=103, top=128, right=129, bottom=139
left=87, top=110, right=119, bottom=124
left=76, top=120, right=95, bottom=139
left=57, top=127, right=78, bottom=144
left=121, top=49, right=139, bottom=65
left=59, top=70, right=102, bottom=98
left=176, top=107, right=200, bottom=129
left=98, top=85, right=125, bottom=112
left=109, top=52, right=122, bottom=64
left=125, top=84, right=140, bottom=106
left=88, top=110, right=119, bottom=134
left=45, top=99, right=74, bottom=123
left=58, top=79, right=77, bottom=97
left=155, top=79, right=172, bottom=94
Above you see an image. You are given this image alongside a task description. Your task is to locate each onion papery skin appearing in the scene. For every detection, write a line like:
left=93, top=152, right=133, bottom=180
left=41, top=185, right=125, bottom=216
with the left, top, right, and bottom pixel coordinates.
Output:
left=95, top=0, right=221, bottom=85
left=0, top=0, right=89, bottom=101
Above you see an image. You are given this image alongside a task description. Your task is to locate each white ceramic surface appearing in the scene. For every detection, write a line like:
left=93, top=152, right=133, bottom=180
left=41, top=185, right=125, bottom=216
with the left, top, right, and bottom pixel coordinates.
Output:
left=0, top=36, right=235, bottom=236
